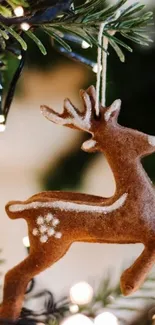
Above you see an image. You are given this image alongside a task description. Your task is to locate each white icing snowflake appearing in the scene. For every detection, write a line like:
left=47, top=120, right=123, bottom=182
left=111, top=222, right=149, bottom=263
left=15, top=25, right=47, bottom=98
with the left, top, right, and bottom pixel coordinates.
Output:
left=32, top=213, right=62, bottom=243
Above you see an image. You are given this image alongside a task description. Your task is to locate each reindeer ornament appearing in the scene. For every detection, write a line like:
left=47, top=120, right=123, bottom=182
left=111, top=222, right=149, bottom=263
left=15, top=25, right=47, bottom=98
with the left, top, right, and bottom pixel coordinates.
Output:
left=1, top=86, right=155, bottom=320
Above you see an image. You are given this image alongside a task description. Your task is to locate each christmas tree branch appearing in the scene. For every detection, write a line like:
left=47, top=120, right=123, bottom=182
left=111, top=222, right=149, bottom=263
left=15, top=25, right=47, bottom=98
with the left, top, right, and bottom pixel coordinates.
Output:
left=0, top=0, right=153, bottom=60
left=0, top=0, right=153, bottom=125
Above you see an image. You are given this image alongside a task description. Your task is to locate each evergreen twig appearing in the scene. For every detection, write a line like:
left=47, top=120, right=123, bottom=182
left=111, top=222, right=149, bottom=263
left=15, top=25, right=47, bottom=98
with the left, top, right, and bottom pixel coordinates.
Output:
left=0, top=0, right=153, bottom=61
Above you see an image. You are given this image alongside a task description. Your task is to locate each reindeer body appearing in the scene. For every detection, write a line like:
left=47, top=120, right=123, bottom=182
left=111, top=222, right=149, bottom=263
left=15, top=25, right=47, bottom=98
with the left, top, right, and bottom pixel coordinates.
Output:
left=1, top=86, right=155, bottom=320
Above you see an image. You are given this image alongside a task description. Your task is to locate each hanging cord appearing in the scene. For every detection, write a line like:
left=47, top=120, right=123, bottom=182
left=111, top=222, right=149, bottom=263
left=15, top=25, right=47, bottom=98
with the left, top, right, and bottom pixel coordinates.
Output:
left=95, top=23, right=108, bottom=116
left=101, top=35, right=108, bottom=107
left=95, top=10, right=121, bottom=116
left=95, top=23, right=105, bottom=116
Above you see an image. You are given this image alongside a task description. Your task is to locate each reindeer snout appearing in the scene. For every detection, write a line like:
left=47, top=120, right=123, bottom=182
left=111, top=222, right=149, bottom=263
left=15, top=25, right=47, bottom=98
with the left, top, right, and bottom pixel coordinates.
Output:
left=81, top=139, right=98, bottom=152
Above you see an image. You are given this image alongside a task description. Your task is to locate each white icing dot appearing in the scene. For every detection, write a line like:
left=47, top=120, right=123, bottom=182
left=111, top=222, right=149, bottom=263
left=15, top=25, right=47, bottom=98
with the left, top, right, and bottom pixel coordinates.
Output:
left=148, top=135, right=155, bottom=147
left=47, top=228, right=55, bottom=236
left=40, top=235, right=48, bottom=243
left=55, top=232, right=62, bottom=239
left=37, top=216, right=44, bottom=225
left=45, top=213, right=53, bottom=222
left=39, top=225, right=48, bottom=233
left=32, top=228, right=38, bottom=236
left=52, top=218, right=60, bottom=226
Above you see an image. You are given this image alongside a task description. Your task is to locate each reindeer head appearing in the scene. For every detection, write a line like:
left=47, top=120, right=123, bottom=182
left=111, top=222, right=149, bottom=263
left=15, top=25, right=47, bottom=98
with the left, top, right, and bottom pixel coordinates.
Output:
left=41, top=86, right=121, bottom=153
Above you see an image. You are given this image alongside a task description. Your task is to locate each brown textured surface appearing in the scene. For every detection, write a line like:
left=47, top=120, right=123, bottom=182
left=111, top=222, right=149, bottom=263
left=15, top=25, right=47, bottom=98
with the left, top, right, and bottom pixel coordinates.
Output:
left=1, top=86, right=155, bottom=320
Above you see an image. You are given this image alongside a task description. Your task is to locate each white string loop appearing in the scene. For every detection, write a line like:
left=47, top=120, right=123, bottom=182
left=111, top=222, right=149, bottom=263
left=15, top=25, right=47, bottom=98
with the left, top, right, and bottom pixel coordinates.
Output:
left=101, top=36, right=108, bottom=107
left=95, top=10, right=121, bottom=116
left=95, top=23, right=108, bottom=116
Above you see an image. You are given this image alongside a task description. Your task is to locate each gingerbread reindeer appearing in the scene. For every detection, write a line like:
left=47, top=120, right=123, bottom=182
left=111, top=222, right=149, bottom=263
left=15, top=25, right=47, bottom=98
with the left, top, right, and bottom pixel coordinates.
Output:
left=1, top=86, right=155, bottom=321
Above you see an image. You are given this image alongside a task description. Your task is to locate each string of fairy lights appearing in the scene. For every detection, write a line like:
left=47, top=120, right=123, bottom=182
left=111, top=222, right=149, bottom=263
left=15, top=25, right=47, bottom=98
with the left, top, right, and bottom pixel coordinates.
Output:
left=66, top=283, right=118, bottom=325
left=62, top=313, right=118, bottom=325
left=13, top=6, right=30, bottom=31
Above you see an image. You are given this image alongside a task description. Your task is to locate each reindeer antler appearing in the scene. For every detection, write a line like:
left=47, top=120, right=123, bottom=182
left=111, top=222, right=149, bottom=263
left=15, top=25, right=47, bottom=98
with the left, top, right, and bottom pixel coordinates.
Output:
left=41, top=86, right=97, bottom=132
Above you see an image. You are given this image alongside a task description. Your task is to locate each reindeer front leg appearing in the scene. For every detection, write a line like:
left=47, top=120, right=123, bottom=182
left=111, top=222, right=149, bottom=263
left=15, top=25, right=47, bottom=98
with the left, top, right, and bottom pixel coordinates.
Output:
left=120, top=244, right=155, bottom=296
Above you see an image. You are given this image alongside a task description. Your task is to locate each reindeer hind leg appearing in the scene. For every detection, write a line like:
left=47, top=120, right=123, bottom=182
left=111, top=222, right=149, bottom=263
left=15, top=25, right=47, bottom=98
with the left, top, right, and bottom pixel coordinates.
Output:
left=120, top=244, right=155, bottom=296
left=0, top=241, right=71, bottom=321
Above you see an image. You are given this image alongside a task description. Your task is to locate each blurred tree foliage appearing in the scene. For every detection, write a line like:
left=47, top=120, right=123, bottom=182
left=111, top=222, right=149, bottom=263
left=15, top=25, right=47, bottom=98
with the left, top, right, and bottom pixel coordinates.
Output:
left=3, top=5, right=155, bottom=191
left=18, top=270, right=155, bottom=324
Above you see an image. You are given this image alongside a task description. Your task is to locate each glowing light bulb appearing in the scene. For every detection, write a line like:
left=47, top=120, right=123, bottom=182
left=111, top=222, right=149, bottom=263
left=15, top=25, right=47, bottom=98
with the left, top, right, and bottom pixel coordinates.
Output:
left=81, top=40, right=90, bottom=49
left=0, top=124, right=6, bottom=132
left=94, top=312, right=118, bottom=325
left=23, top=236, right=30, bottom=248
left=0, top=115, right=5, bottom=123
left=20, top=23, right=30, bottom=31
left=92, top=64, right=102, bottom=74
left=70, top=282, right=93, bottom=305
left=14, top=6, right=24, bottom=17
left=92, top=63, right=98, bottom=73
left=61, top=314, right=93, bottom=325
left=69, top=304, right=79, bottom=314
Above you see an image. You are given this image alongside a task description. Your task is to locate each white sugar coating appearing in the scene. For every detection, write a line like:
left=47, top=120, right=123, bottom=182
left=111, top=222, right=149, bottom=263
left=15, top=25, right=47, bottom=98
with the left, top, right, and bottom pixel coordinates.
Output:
left=39, top=225, right=48, bottom=233
left=42, top=108, right=73, bottom=127
left=9, top=193, right=128, bottom=214
left=82, top=139, right=97, bottom=151
left=104, top=99, right=121, bottom=122
left=47, top=228, right=55, bottom=236
left=45, top=213, right=53, bottom=222
left=41, top=102, right=72, bottom=125
left=64, top=99, right=91, bottom=130
left=55, top=232, right=62, bottom=239
left=65, top=100, right=79, bottom=119
left=37, top=216, right=44, bottom=225
left=82, top=92, right=92, bottom=129
left=41, top=91, right=92, bottom=131
left=52, top=218, right=60, bottom=226
left=32, top=228, right=38, bottom=236
left=40, top=235, right=48, bottom=243
left=148, top=135, right=155, bottom=147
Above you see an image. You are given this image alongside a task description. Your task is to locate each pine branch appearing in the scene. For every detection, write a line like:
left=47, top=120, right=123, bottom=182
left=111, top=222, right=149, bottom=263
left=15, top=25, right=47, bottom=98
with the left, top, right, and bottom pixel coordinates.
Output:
left=0, top=0, right=153, bottom=126
left=77, top=270, right=155, bottom=324
left=0, top=0, right=153, bottom=61
left=44, top=0, right=153, bottom=61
